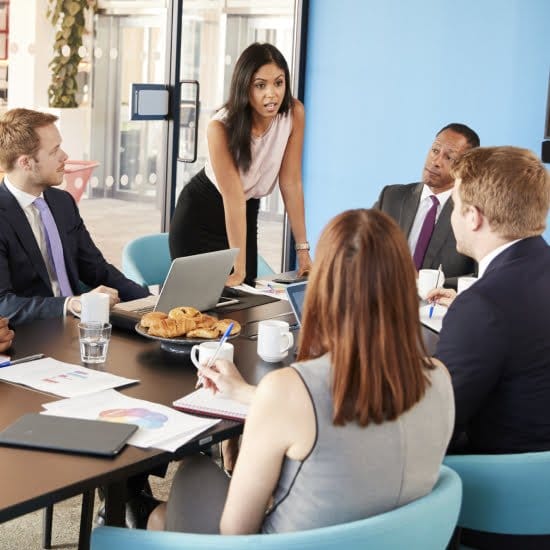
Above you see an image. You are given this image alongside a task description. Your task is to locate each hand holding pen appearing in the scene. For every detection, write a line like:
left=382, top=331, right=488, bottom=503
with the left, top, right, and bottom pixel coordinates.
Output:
left=195, top=323, right=234, bottom=389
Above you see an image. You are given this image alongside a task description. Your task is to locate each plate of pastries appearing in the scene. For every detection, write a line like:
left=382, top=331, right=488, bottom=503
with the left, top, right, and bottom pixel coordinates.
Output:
left=135, top=306, right=241, bottom=345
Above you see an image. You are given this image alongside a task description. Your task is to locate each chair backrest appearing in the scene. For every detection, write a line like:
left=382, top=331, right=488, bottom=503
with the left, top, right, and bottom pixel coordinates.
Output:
left=122, top=233, right=171, bottom=288
left=444, top=451, right=550, bottom=535
left=91, top=465, right=461, bottom=550
left=257, top=254, right=275, bottom=278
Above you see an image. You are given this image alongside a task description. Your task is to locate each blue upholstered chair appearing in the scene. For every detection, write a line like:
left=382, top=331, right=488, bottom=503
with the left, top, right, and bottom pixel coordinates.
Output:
left=122, top=232, right=275, bottom=288
left=91, top=465, right=461, bottom=550
left=257, top=254, right=275, bottom=278
left=122, top=233, right=172, bottom=288
left=444, top=451, right=550, bottom=542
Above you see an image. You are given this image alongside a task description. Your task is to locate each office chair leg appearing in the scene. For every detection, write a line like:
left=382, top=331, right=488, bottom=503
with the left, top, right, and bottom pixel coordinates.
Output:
left=78, top=490, right=95, bottom=550
left=42, top=505, right=53, bottom=549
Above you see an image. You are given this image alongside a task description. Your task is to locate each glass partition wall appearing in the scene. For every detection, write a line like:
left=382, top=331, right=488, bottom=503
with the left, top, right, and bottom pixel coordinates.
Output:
left=82, top=0, right=297, bottom=272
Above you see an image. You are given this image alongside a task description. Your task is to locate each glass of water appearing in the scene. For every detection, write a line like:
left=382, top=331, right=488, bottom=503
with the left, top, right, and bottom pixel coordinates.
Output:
left=78, top=322, right=112, bottom=363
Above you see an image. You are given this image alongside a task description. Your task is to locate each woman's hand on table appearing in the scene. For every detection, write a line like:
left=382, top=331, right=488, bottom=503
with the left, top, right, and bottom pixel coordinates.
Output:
left=296, top=249, right=312, bottom=277
left=198, top=359, right=256, bottom=405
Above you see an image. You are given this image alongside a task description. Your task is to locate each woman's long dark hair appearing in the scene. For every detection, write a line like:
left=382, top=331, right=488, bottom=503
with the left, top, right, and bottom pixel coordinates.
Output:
left=224, top=43, right=293, bottom=173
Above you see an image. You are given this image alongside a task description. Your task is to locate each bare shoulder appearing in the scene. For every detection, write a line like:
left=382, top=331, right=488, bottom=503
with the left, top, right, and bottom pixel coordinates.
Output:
left=256, top=366, right=303, bottom=399
left=207, top=118, right=227, bottom=140
left=291, top=98, right=305, bottom=121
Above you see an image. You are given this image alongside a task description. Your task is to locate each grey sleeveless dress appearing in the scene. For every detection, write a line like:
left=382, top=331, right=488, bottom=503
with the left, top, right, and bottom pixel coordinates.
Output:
left=262, top=354, right=454, bottom=533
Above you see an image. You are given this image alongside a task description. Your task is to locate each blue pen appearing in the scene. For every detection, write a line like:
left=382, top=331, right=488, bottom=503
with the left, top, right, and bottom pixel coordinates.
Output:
left=196, top=323, right=234, bottom=388
left=0, top=353, right=45, bottom=368
left=429, top=264, right=443, bottom=319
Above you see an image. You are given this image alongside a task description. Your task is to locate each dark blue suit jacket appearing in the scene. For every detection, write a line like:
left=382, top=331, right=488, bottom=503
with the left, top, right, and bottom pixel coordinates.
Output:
left=436, top=236, right=550, bottom=453
left=0, top=182, right=148, bottom=325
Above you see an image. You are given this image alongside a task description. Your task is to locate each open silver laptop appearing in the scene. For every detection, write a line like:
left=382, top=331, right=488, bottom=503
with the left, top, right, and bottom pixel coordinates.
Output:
left=111, top=248, right=239, bottom=327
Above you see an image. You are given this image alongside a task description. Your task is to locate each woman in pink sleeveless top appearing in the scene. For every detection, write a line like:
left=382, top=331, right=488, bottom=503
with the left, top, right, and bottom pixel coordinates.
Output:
left=168, top=42, right=311, bottom=286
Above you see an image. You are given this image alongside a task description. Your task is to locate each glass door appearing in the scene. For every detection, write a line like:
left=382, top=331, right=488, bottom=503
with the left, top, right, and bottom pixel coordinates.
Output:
left=82, top=6, right=169, bottom=269
left=174, top=0, right=297, bottom=273
left=81, top=0, right=300, bottom=273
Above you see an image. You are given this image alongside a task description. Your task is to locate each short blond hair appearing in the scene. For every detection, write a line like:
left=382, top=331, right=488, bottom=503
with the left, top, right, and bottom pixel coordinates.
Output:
left=0, top=108, right=58, bottom=171
left=451, top=146, right=550, bottom=239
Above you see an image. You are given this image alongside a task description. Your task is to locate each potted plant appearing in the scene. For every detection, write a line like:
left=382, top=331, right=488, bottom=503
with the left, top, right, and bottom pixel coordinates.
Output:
left=46, top=0, right=96, bottom=108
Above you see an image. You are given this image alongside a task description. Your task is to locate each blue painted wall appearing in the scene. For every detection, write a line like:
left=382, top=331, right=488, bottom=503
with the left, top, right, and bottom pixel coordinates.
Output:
left=302, top=0, right=550, bottom=246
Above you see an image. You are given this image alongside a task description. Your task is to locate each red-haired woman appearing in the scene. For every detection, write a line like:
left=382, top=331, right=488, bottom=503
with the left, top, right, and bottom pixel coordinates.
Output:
left=150, top=209, right=454, bottom=534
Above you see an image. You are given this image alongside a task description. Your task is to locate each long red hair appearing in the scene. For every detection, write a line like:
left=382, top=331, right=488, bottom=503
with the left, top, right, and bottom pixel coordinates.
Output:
left=298, top=209, right=433, bottom=426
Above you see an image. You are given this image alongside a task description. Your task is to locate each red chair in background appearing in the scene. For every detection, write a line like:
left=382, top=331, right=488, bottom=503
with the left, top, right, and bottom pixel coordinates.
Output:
left=63, top=160, right=100, bottom=203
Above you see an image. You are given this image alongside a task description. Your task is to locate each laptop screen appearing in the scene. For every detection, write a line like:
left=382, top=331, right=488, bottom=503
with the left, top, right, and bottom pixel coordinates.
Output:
left=286, top=281, right=307, bottom=327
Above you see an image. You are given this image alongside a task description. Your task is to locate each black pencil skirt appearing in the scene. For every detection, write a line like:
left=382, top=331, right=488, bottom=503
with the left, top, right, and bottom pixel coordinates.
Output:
left=168, top=169, right=259, bottom=285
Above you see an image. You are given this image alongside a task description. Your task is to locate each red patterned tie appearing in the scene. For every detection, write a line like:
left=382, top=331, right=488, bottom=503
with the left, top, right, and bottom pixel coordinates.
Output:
left=413, top=195, right=439, bottom=270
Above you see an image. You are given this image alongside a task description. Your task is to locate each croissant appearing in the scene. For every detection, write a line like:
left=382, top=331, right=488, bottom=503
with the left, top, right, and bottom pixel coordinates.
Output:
left=195, top=313, right=217, bottom=329
left=140, top=311, right=168, bottom=328
left=175, top=317, right=197, bottom=335
left=147, top=318, right=181, bottom=338
left=186, top=327, right=219, bottom=339
left=168, top=306, right=201, bottom=320
left=214, top=319, right=241, bottom=336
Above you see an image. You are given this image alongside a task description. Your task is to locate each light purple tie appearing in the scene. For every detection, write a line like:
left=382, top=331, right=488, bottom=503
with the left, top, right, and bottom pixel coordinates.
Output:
left=413, top=195, right=439, bottom=270
left=34, top=197, right=73, bottom=296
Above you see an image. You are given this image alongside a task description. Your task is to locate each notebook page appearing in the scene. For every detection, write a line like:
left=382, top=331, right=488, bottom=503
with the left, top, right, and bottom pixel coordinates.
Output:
left=173, top=388, right=249, bottom=421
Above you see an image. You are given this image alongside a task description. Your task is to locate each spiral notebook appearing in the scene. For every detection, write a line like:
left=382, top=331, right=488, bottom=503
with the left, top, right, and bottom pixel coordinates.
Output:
left=173, top=388, right=249, bottom=422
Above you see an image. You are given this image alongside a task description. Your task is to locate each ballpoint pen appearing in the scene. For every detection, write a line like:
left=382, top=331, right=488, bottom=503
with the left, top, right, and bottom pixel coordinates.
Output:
left=429, top=264, right=443, bottom=319
left=196, top=322, right=234, bottom=389
left=0, top=353, right=45, bottom=368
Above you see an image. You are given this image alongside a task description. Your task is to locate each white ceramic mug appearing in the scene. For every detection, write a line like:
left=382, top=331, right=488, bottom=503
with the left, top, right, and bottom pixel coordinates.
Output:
left=80, top=292, right=110, bottom=324
left=417, top=268, right=445, bottom=300
left=190, top=341, right=234, bottom=369
left=457, top=276, right=477, bottom=294
left=257, top=320, right=294, bottom=363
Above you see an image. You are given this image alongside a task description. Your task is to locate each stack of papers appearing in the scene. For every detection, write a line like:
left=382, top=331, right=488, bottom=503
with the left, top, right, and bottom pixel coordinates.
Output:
left=238, top=281, right=288, bottom=300
left=0, top=358, right=138, bottom=397
left=42, top=389, right=220, bottom=452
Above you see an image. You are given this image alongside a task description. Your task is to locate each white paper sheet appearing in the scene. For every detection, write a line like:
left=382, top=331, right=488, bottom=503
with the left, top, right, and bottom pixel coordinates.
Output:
left=42, top=389, right=220, bottom=451
left=0, top=358, right=138, bottom=397
left=419, top=303, right=447, bottom=333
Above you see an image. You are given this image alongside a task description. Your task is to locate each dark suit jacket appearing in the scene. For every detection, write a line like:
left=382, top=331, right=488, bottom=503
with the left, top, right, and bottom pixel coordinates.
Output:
left=375, top=182, right=476, bottom=288
left=0, top=183, right=149, bottom=325
left=436, top=237, right=550, bottom=453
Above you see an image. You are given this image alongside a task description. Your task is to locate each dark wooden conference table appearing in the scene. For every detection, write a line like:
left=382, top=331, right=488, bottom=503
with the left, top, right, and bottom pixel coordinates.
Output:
left=0, top=298, right=297, bottom=547
left=0, top=297, right=440, bottom=548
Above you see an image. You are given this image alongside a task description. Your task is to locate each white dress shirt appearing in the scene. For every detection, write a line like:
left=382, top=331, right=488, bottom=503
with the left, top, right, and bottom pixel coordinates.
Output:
left=408, top=185, right=453, bottom=254
left=477, top=239, right=522, bottom=279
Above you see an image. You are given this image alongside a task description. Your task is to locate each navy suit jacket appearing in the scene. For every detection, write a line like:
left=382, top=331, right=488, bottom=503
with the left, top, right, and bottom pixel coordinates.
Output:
left=0, top=182, right=149, bottom=325
left=375, top=182, right=476, bottom=288
left=436, top=237, right=550, bottom=453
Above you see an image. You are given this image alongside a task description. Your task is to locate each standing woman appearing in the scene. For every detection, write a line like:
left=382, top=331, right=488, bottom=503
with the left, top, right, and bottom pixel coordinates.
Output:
left=169, top=43, right=312, bottom=286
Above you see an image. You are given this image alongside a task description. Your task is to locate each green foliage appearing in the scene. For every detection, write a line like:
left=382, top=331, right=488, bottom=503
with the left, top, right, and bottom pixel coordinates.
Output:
left=46, top=0, right=96, bottom=108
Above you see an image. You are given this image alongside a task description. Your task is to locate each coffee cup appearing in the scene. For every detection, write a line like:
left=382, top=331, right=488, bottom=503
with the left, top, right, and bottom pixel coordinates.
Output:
left=190, top=341, right=234, bottom=369
left=417, top=269, right=445, bottom=300
left=257, top=320, right=294, bottom=363
left=457, top=276, right=477, bottom=294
